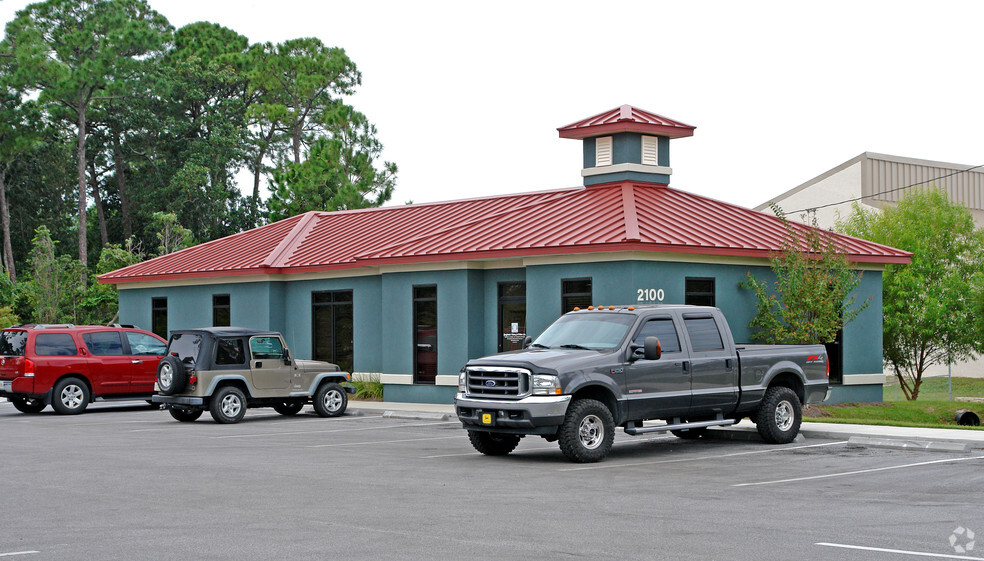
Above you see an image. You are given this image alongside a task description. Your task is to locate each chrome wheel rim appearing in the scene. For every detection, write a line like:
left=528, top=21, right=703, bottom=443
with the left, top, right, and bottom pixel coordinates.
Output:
left=220, top=394, right=242, bottom=418
left=578, top=414, right=604, bottom=449
left=60, top=384, right=84, bottom=409
left=159, top=363, right=173, bottom=388
left=775, top=400, right=794, bottom=431
left=324, top=389, right=343, bottom=412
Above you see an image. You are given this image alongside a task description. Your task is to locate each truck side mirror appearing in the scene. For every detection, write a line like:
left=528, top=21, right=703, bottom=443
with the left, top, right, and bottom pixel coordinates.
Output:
left=523, top=336, right=532, bottom=349
left=644, top=337, right=662, bottom=361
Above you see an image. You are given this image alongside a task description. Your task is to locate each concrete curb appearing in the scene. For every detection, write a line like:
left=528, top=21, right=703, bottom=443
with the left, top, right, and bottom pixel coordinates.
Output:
left=846, top=436, right=972, bottom=453
left=381, top=410, right=454, bottom=422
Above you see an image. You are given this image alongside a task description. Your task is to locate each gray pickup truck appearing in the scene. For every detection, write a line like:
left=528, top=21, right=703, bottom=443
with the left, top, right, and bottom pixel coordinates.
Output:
left=455, top=305, right=829, bottom=462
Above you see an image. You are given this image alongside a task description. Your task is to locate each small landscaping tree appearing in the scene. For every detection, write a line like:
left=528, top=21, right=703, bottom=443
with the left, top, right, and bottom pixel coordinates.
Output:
left=744, top=206, right=869, bottom=345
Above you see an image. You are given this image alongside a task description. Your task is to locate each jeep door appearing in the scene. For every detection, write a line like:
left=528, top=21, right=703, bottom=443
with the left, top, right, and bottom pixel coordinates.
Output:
left=248, top=336, right=291, bottom=390
left=623, top=316, right=691, bottom=419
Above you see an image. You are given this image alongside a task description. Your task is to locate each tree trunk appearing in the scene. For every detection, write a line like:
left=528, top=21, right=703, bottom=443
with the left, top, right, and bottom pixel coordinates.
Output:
left=89, top=159, right=108, bottom=250
left=0, top=166, right=15, bottom=282
left=112, top=134, right=132, bottom=241
left=76, top=100, right=88, bottom=268
left=293, top=123, right=302, bottom=164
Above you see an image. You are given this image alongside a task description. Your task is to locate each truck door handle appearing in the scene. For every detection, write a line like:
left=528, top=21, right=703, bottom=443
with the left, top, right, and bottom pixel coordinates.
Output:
left=725, top=358, right=733, bottom=369
left=682, top=361, right=690, bottom=373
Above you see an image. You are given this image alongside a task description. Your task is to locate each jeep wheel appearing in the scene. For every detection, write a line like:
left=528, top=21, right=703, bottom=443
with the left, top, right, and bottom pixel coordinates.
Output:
left=10, top=397, right=46, bottom=414
left=157, top=356, right=186, bottom=395
left=313, top=382, right=347, bottom=417
left=468, top=431, right=521, bottom=456
left=755, top=386, right=802, bottom=444
left=558, top=399, right=615, bottom=463
left=273, top=401, right=305, bottom=416
left=51, top=377, right=90, bottom=415
left=210, top=386, right=247, bottom=424
left=169, top=407, right=203, bottom=422
left=671, top=427, right=707, bottom=440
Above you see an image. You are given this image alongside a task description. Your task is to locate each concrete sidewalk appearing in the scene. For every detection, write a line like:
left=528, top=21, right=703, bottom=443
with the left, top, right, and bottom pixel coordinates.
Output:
left=349, top=400, right=984, bottom=448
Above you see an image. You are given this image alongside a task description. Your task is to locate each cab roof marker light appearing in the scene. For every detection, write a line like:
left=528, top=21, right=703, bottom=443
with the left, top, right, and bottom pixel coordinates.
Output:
left=573, top=307, right=580, bottom=311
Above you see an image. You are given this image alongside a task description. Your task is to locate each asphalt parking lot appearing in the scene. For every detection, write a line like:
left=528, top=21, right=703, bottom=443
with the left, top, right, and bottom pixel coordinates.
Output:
left=2, top=400, right=983, bottom=561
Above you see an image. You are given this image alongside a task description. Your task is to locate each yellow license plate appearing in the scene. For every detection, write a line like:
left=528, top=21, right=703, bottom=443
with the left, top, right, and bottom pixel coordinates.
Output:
left=481, top=413, right=493, bottom=425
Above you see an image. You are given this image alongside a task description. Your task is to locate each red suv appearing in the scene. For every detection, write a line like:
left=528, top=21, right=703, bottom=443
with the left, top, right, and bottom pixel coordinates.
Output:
left=0, top=324, right=167, bottom=415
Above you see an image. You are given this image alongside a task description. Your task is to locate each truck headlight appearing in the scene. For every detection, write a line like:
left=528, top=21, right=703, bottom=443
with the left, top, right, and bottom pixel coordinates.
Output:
left=532, top=374, right=562, bottom=395
left=458, top=370, right=467, bottom=393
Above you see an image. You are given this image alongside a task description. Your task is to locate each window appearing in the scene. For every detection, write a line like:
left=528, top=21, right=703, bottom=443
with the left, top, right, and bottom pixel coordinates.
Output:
left=168, top=332, right=203, bottom=364
left=34, top=333, right=77, bottom=356
left=312, top=290, right=354, bottom=373
left=498, top=282, right=526, bottom=352
left=684, top=316, right=724, bottom=352
left=213, top=294, right=231, bottom=327
left=561, top=278, right=592, bottom=314
left=595, top=136, right=612, bottom=166
left=152, top=298, right=167, bottom=339
left=82, top=332, right=125, bottom=356
left=633, top=318, right=682, bottom=353
left=0, top=330, right=28, bottom=356
left=685, top=278, right=715, bottom=307
left=249, top=336, right=284, bottom=360
left=215, top=338, right=246, bottom=365
left=125, top=332, right=166, bottom=356
left=413, top=285, right=437, bottom=384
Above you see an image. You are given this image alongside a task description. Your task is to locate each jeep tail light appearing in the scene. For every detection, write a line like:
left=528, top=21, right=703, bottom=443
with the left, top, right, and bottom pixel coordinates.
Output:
left=189, top=375, right=198, bottom=386
left=24, top=358, right=35, bottom=377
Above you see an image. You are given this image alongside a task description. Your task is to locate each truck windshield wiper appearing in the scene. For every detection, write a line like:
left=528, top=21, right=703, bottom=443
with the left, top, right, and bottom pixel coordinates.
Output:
left=530, top=343, right=550, bottom=349
left=559, top=344, right=591, bottom=350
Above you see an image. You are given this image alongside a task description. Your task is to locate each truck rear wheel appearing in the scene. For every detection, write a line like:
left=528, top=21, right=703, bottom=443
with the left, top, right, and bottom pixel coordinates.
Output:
left=755, top=386, right=802, bottom=444
left=558, top=399, right=615, bottom=463
left=468, top=431, right=521, bottom=456
left=210, top=386, right=247, bottom=424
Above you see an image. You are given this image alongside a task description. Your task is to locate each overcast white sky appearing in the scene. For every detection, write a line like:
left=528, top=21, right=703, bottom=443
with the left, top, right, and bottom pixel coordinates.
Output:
left=2, top=0, right=983, bottom=211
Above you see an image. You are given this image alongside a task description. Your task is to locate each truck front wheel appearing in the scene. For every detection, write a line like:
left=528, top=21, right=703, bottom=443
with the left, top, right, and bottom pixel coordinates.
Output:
left=558, top=399, right=615, bottom=463
left=755, top=386, right=802, bottom=444
left=468, top=431, right=521, bottom=456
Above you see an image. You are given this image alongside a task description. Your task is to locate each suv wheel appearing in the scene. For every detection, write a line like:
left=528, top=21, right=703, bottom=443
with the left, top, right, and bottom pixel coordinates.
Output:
left=157, top=356, right=186, bottom=395
left=169, top=407, right=203, bottom=422
left=10, top=397, right=46, bottom=414
left=273, top=401, right=305, bottom=416
left=51, top=377, right=90, bottom=415
left=210, top=386, right=247, bottom=424
left=313, top=382, right=347, bottom=417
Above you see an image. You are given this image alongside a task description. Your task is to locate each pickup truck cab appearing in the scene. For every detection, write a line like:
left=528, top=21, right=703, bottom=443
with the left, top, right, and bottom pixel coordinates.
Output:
left=455, top=305, right=829, bottom=462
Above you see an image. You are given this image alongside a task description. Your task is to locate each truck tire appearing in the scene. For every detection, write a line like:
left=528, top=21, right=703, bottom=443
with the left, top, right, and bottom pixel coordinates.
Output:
left=210, top=386, right=247, bottom=424
left=273, top=400, right=305, bottom=416
left=468, top=431, right=521, bottom=456
left=755, top=386, right=802, bottom=444
left=169, top=407, right=203, bottom=422
left=671, top=427, right=707, bottom=440
left=157, top=356, right=186, bottom=395
left=313, top=382, right=347, bottom=417
left=10, top=397, right=46, bottom=414
left=51, top=377, right=90, bottom=415
left=558, top=399, right=615, bottom=463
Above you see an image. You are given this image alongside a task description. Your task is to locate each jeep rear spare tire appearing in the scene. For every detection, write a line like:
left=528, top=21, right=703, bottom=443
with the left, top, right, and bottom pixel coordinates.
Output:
left=157, top=356, right=186, bottom=395
left=313, top=382, right=347, bottom=417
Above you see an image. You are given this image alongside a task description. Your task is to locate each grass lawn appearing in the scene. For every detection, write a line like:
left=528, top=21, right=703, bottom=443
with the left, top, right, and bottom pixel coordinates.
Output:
left=802, top=376, right=984, bottom=430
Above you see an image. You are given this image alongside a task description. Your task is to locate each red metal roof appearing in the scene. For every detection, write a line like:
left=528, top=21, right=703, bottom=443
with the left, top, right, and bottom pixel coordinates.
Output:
left=557, top=105, right=696, bottom=140
left=99, top=182, right=911, bottom=284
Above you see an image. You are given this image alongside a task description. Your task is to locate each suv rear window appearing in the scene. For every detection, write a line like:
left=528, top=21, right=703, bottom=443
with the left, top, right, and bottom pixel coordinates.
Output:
left=168, top=333, right=204, bottom=364
left=34, top=333, right=78, bottom=356
left=0, top=330, right=27, bottom=356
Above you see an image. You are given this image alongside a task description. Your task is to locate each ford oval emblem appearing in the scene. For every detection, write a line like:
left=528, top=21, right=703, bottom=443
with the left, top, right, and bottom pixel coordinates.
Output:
left=485, top=380, right=496, bottom=387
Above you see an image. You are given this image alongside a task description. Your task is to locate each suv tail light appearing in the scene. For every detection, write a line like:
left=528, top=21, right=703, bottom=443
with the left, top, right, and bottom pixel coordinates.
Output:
left=24, top=358, right=35, bottom=377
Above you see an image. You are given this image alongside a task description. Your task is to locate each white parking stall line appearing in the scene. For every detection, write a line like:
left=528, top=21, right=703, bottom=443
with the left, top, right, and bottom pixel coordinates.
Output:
left=422, top=434, right=675, bottom=459
left=734, top=455, right=984, bottom=487
left=558, top=440, right=849, bottom=471
left=210, top=420, right=459, bottom=439
left=307, top=435, right=460, bottom=448
left=817, top=542, right=984, bottom=560
left=0, top=551, right=39, bottom=558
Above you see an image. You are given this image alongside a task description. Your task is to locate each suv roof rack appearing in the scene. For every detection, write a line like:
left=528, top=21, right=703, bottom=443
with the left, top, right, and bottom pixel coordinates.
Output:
left=29, top=324, right=76, bottom=329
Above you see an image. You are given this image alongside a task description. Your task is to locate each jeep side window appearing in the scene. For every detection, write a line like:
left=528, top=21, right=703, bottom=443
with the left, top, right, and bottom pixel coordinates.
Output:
left=215, top=338, right=246, bottom=365
left=249, top=337, right=284, bottom=360
left=34, top=333, right=77, bottom=356
left=82, top=332, right=125, bottom=356
left=632, top=318, right=682, bottom=353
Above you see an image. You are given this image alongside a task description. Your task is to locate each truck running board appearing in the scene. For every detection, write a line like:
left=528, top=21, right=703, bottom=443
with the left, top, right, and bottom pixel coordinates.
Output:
left=623, top=415, right=737, bottom=436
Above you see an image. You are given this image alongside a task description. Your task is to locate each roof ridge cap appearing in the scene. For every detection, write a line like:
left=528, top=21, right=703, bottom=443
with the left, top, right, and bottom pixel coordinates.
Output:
left=352, top=189, right=576, bottom=261
left=261, top=211, right=321, bottom=268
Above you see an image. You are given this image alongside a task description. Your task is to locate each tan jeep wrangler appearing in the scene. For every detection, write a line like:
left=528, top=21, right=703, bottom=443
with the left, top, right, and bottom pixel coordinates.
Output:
left=152, top=327, right=354, bottom=423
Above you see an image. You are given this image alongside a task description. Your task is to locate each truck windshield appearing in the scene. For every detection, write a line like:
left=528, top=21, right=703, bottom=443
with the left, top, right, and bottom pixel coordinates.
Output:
left=533, top=313, right=635, bottom=350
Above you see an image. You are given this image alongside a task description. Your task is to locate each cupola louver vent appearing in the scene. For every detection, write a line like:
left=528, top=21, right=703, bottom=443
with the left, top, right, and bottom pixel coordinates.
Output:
left=595, top=136, right=612, bottom=167
left=642, top=136, right=658, bottom=165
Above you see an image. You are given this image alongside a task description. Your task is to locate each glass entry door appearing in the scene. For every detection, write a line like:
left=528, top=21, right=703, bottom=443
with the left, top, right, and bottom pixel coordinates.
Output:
left=498, top=282, right=526, bottom=352
left=413, top=286, right=437, bottom=384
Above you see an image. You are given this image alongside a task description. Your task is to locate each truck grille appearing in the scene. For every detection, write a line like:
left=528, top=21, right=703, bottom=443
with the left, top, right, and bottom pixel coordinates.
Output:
left=465, top=366, right=530, bottom=398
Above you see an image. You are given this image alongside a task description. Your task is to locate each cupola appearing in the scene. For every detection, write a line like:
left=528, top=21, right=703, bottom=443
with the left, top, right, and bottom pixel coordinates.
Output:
left=558, top=105, right=695, bottom=187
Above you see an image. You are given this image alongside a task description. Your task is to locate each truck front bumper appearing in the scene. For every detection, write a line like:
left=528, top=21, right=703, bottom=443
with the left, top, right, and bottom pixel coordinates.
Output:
left=454, top=393, right=571, bottom=435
